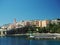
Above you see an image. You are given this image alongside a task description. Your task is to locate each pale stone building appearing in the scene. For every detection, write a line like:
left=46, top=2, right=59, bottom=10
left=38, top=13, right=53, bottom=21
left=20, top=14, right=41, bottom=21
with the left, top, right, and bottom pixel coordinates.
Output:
left=51, top=19, right=60, bottom=24
left=42, top=20, right=49, bottom=27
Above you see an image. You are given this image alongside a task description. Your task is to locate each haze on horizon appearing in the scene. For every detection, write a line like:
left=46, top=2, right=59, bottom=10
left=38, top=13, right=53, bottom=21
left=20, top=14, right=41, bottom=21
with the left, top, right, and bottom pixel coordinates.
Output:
left=0, top=0, right=60, bottom=26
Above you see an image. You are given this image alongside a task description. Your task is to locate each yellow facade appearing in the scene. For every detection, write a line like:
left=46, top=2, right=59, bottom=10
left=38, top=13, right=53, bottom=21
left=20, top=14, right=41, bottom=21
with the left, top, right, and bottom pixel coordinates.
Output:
left=42, top=20, right=49, bottom=27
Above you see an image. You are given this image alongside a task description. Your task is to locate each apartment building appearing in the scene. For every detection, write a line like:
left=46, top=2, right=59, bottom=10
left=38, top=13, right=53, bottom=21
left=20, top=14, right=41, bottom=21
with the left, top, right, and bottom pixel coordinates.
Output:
left=31, top=20, right=42, bottom=27
left=51, top=19, right=60, bottom=24
left=42, top=20, right=49, bottom=27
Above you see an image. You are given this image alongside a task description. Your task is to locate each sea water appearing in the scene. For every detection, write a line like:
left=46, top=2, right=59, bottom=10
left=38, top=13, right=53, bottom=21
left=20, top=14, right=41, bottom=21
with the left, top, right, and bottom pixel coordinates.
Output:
left=0, top=36, right=60, bottom=45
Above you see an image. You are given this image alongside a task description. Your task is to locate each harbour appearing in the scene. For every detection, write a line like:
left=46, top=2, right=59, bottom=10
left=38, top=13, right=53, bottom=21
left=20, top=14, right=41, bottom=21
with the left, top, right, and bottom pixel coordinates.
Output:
left=0, top=0, right=60, bottom=45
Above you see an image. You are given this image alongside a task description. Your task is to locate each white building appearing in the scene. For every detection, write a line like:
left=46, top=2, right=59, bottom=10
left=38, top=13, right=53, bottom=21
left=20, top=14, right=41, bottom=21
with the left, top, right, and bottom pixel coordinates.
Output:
left=51, top=19, right=60, bottom=24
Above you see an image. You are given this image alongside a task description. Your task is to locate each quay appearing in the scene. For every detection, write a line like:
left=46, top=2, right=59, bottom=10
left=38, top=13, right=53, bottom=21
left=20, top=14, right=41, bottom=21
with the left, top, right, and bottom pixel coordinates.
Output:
left=0, top=29, right=7, bottom=36
left=29, top=33, right=60, bottom=39
left=0, top=29, right=60, bottom=40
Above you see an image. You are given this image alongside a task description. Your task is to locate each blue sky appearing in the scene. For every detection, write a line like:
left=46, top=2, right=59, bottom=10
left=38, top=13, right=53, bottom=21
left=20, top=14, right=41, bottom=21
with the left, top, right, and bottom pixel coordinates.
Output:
left=0, top=0, right=60, bottom=26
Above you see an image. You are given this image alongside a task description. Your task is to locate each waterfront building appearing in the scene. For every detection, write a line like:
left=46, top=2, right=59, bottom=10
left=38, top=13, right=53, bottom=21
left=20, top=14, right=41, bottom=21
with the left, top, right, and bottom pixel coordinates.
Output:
left=23, top=21, right=32, bottom=26
left=16, top=21, right=25, bottom=28
left=1, top=24, right=9, bottom=30
left=42, top=20, right=49, bottom=27
left=31, top=20, right=50, bottom=28
left=25, top=21, right=30, bottom=26
left=7, top=24, right=15, bottom=30
left=32, top=20, right=42, bottom=27
left=51, top=19, right=60, bottom=24
left=1, top=26, right=7, bottom=29
left=0, top=29, right=7, bottom=36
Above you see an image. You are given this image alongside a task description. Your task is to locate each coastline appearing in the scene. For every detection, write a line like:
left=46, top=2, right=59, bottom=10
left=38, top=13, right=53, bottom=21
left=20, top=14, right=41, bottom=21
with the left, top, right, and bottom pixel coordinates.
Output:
left=1, top=33, right=60, bottom=39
